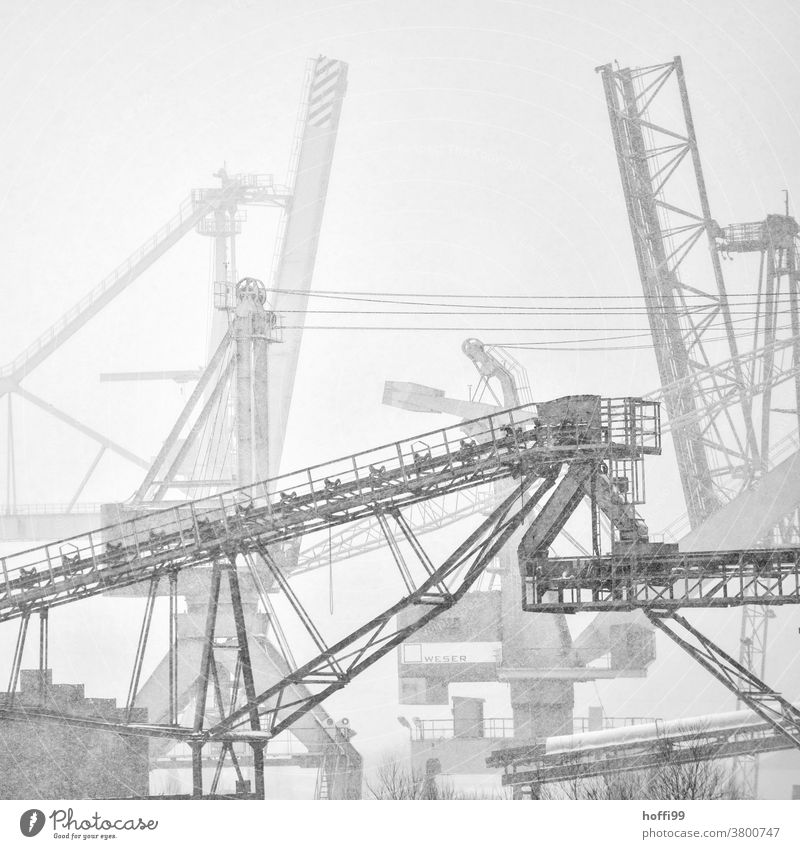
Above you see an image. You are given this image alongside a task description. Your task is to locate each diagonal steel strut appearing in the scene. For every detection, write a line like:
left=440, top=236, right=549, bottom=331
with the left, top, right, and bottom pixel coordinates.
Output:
left=645, top=609, right=800, bottom=750
left=204, top=471, right=556, bottom=741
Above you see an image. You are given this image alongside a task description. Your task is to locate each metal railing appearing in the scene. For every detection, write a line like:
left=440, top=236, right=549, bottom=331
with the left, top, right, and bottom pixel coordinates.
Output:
left=525, top=546, right=800, bottom=612
left=1, top=503, right=103, bottom=516
left=720, top=221, right=765, bottom=246
left=0, top=397, right=660, bottom=616
left=484, top=344, right=534, bottom=405
left=571, top=715, right=660, bottom=734
left=410, top=715, right=659, bottom=741
left=411, top=717, right=515, bottom=741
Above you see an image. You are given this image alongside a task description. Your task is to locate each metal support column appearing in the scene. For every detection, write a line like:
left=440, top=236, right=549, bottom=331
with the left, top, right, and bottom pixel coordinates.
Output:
left=250, top=742, right=266, bottom=798
left=194, top=563, right=223, bottom=733
left=168, top=570, right=179, bottom=725
left=37, top=609, right=48, bottom=704
left=126, top=576, right=159, bottom=720
left=252, top=314, right=270, bottom=483
left=5, top=394, right=16, bottom=511
left=235, top=307, right=254, bottom=486
left=226, top=556, right=264, bottom=795
left=7, top=612, right=30, bottom=707
left=190, top=741, right=204, bottom=798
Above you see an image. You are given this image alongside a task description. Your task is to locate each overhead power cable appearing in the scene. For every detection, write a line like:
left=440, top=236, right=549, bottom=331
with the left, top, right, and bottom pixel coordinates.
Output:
left=274, top=287, right=798, bottom=301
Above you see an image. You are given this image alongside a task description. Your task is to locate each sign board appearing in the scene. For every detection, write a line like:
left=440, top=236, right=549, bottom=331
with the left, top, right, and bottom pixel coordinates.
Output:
left=401, top=642, right=502, bottom=665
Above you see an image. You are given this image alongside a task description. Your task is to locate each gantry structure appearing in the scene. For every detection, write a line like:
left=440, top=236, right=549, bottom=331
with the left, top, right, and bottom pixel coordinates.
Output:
left=1, top=394, right=661, bottom=798
left=490, top=532, right=800, bottom=797
left=120, top=55, right=357, bottom=796
left=4, top=52, right=798, bottom=800
left=383, top=339, right=656, bottom=766
left=598, top=55, right=800, bottom=795
left=510, top=536, right=800, bottom=798
left=0, top=172, right=289, bottom=536
left=6, top=389, right=800, bottom=800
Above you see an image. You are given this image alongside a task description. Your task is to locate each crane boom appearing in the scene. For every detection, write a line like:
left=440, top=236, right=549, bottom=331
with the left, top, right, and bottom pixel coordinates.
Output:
left=266, top=57, right=348, bottom=477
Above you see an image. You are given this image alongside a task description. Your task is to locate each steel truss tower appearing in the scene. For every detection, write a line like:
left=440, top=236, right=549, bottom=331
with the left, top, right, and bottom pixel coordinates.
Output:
left=1, top=55, right=356, bottom=797
left=119, top=57, right=355, bottom=797
left=599, top=56, right=800, bottom=796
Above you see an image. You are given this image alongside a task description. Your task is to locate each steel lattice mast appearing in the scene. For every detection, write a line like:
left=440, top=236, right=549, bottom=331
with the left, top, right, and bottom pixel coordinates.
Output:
left=124, top=57, right=355, bottom=797
left=598, top=56, right=800, bottom=535
left=598, top=55, right=800, bottom=798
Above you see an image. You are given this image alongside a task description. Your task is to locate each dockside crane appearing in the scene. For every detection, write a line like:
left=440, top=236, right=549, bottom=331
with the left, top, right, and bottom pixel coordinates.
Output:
left=383, top=339, right=657, bottom=746
left=0, top=55, right=359, bottom=799
left=0, top=394, right=662, bottom=798
left=598, top=56, right=800, bottom=796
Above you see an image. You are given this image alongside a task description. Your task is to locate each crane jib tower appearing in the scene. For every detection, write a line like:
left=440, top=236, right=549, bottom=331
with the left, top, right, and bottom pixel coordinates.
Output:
left=598, top=56, right=800, bottom=797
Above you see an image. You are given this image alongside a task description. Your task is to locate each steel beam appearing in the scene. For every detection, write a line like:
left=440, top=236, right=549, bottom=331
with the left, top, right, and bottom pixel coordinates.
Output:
left=207, top=473, right=552, bottom=740
left=645, top=610, right=800, bottom=749
left=14, top=386, right=149, bottom=470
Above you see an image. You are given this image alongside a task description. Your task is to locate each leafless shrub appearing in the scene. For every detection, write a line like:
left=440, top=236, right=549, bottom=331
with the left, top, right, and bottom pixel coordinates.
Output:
left=366, top=752, right=509, bottom=800
left=366, top=754, right=437, bottom=800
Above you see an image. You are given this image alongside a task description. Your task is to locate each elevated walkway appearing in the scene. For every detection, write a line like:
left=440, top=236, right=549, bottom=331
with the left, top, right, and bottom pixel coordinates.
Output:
left=1, top=397, right=659, bottom=623
left=524, top=543, right=800, bottom=612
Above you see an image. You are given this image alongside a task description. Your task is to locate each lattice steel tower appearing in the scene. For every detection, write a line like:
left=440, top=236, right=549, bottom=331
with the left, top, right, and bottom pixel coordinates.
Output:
left=598, top=56, right=800, bottom=797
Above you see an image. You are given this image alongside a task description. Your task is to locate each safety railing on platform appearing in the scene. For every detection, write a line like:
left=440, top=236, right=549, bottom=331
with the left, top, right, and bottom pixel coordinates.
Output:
left=1, top=503, right=104, bottom=516
left=409, top=715, right=659, bottom=741
left=484, top=344, right=534, bottom=405
left=410, top=717, right=515, bottom=741
left=720, top=221, right=765, bottom=246
left=570, top=715, right=661, bottom=734
left=524, top=546, right=800, bottom=612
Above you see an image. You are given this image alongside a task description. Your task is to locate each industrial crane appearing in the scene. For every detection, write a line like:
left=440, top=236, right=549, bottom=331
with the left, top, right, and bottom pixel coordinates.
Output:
left=119, top=56, right=357, bottom=797
left=598, top=56, right=800, bottom=795
left=384, top=338, right=657, bottom=748
left=0, top=55, right=358, bottom=798
left=1, top=393, right=661, bottom=797
left=1, top=56, right=348, bottom=538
